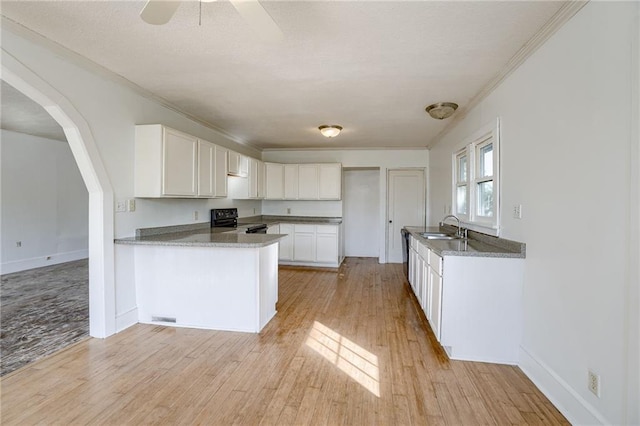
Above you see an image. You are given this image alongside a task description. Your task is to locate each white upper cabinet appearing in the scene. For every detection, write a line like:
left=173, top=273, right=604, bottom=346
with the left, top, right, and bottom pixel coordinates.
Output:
left=265, top=163, right=284, bottom=199
left=257, top=160, right=265, bottom=199
left=284, top=164, right=299, bottom=199
left=298, top=164, right=319, bottom=199
left=197, top=140, right=229, bottom=198
left=214, top=145, right=228, bottom=197
left=247, top=157, right=264, bottom=199
left=264, top=162, right=342, bottom=200
left=197, top=140, right=216, bottom=197
left=135, top=124, right=231, bottom=198
left=228, top=150, right=248, bottom=177
left=135, top=124, right=198, bottom=198
left=319, top=163, right=342, bottom=200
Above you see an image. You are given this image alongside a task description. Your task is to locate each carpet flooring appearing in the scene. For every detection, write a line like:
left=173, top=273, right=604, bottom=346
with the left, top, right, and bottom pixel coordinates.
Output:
left=1, top=259, right=89, bottom=376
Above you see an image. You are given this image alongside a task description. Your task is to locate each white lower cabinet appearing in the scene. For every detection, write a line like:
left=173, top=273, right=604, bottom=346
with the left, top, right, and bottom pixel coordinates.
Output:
left=315, top=225, right=338, bottom=263
left=278, top=224, right=294, bottom=261
left=407, top=236, right=524, bottom=365
left=277, top=223, right=342, bottom=267
left=293, top=225, right=316, bottom=261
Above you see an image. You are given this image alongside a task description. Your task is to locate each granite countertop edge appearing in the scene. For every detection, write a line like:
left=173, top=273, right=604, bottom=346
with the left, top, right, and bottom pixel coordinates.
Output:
left=114, top=237, right=285, bottom=248
left=405, top=226, right=526, bottom=259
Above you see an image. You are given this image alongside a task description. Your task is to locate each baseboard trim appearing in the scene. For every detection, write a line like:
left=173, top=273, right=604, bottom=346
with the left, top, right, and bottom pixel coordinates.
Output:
left=519, top=345, right=609, bottom=425
left=1, top=250, right=88, bottom=275
left=116, top=307, right=138, bottom=332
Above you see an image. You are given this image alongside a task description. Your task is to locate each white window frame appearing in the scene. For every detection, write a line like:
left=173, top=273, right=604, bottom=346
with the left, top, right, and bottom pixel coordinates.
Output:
left=454, top=149, right=469, bottom=222
left=452, top=118, right=501, bottom=235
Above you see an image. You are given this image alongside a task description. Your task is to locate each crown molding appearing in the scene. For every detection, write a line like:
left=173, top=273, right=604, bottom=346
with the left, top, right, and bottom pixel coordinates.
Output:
left=262, top=145, right=429, bottom=152
left=0, top=16, right=263, bottom=156
left=426, top=0, right=589, bottom=149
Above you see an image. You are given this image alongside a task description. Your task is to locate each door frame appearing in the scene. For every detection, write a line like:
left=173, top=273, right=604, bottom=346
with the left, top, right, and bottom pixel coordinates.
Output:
left=2, top=49, right=116, bottom=338
left=385, top=168, right=426, bottom=263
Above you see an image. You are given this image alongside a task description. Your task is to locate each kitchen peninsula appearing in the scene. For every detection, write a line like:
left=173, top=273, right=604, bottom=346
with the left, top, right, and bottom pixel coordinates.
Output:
left=116, top=224, right=284, bottom=333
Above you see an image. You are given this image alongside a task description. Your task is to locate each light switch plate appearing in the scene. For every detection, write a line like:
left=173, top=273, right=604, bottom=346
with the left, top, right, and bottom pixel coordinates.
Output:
left=116, top=200, right=127, bottom=213
left=127, top=199, right=136, bottom=212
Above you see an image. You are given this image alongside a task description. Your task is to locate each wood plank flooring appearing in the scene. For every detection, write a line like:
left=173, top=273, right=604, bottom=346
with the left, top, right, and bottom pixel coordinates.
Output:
left=0, top=258, right=568, bottom=425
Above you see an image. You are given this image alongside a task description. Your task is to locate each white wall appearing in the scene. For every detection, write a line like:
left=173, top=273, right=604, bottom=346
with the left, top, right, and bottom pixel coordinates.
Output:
left=428, top=3, right=639, bottom=424
left=343, top=169, right=379, bottom=257
left=1, top=130, right=89, bottom=274
left=263, top=149, right=428, bottom=263
left=1, top=26, right=262, bottom=331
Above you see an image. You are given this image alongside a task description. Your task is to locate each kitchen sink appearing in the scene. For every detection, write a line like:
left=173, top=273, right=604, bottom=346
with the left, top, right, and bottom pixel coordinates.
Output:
left=421, top=232, right=449, bottom=237
left=420, top=232, right=465, bottom=240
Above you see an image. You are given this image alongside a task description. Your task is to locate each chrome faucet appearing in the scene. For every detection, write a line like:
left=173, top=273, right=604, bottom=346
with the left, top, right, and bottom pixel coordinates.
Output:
left=440, top=214, right=465, bottom=238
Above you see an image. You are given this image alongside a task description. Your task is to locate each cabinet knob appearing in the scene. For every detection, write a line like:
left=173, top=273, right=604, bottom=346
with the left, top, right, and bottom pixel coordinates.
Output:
left=389, top=220, right=392, bottom=223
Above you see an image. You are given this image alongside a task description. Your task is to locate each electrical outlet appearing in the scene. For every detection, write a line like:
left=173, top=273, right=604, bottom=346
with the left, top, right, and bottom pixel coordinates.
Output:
left=253, top=208, right=256, bottom=214
left=588, top=370, right=600, bottom=397
left=16, top=241, right=22, bottom=248
left=115, top=200, right=127, bottom=213
left=127, top=199, right=136, bottom=212
left=513, top=204, right=522, bottom=219
left=287, top=208, right=291, bottom=214
left=193, top=211, right=199, bottom=221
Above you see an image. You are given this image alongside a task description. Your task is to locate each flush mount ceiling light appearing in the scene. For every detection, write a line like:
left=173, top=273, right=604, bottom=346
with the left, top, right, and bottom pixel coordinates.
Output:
left=319, top=125, right=343, bottom=138
left=425, top=102, right=459, bottom=120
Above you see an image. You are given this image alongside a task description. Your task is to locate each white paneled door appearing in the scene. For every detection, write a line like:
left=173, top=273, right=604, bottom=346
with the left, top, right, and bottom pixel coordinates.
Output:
left=387, top=169, right=425, bottom=263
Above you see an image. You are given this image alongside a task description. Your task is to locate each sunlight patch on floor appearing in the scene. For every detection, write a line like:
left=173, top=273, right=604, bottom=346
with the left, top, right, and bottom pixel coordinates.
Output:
left=305, top=321, right=380, bottom=397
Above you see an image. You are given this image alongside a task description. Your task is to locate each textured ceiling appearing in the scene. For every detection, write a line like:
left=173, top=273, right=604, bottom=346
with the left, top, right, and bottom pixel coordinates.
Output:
left=0, top=1, right=566, bottom=150
left=0, top=80, right=67, bottom=142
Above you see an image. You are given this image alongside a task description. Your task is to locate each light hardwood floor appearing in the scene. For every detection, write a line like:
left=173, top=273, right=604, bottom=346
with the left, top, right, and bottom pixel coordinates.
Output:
left=0, top=258, right=568, bottom=425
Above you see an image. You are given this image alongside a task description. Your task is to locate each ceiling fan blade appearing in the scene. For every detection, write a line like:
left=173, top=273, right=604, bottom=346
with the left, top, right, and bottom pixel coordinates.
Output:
left=140, top=0, right=181, bottom=25
left=229, top=0, right=284, bottom=42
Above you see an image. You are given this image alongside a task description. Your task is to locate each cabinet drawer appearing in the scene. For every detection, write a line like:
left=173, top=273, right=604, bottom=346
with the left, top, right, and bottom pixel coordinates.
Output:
left=294, top=224, right=315, bottom=233
left=418, top=241, right=428, bottom=260
left=316, top=224, right=338, bottom=234
left=410, top=235, right=418, bottom=250
left=429, top=251, right=443, bottom=276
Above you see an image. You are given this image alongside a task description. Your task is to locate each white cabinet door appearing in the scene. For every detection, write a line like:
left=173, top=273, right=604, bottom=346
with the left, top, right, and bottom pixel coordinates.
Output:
left=214, top=145, right=228, bottom=197
left=422, top=260, right=430, bottom=317
left=248, top=157, right=258, bottom=198
left=315, top=225, right=338, bottom=263
left=197, top=140, right=215, bottom=197
left=319, top=164, right=342, bottom=200
left=163, top=127, right=198, bottom=196
left=257, top=160, right=265, bottom=199
left=228, top=151, right=248, bottom=177
left=298, top=164, right=319, bottom=199
left=429, top=264, right=443, bottom=342
left=293, top=224, right=316, bottom=261
left=265, top=163, right=284, bottom=199
left=278, top=224, right=294, bottom=260
left=284, top=164, right=299, bottom=199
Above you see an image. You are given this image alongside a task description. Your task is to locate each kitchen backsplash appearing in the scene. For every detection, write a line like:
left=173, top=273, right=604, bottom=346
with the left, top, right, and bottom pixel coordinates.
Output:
left=261, top=200, right=343, bottom=218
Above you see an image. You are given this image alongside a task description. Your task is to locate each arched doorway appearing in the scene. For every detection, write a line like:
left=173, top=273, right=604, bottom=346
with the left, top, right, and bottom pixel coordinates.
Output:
left=2, top=49, right=116, bottom=338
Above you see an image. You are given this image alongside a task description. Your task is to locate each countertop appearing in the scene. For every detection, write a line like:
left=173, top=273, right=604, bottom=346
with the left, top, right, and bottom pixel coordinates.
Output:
left=114, top=215, right=341, bottom=248
left=405, top=226, right=525, bottom=258
left=115, top=227, right=285, bottom=248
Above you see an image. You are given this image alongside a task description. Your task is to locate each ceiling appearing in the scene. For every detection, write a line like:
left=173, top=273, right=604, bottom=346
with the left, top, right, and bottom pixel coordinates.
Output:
left=0, top=1, right=567, bottom=150
left=0, top=80, right=67, bottom=142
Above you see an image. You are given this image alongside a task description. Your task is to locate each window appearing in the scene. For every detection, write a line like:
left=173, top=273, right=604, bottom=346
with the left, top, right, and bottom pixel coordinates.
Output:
left=455, top=151, right=468, bottom=216
left=452, top=118, right=500, bottom=231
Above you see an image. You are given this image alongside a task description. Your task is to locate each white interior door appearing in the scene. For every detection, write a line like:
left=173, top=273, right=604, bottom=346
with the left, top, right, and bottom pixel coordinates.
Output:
left=387, top=169, right=425, bottom=263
